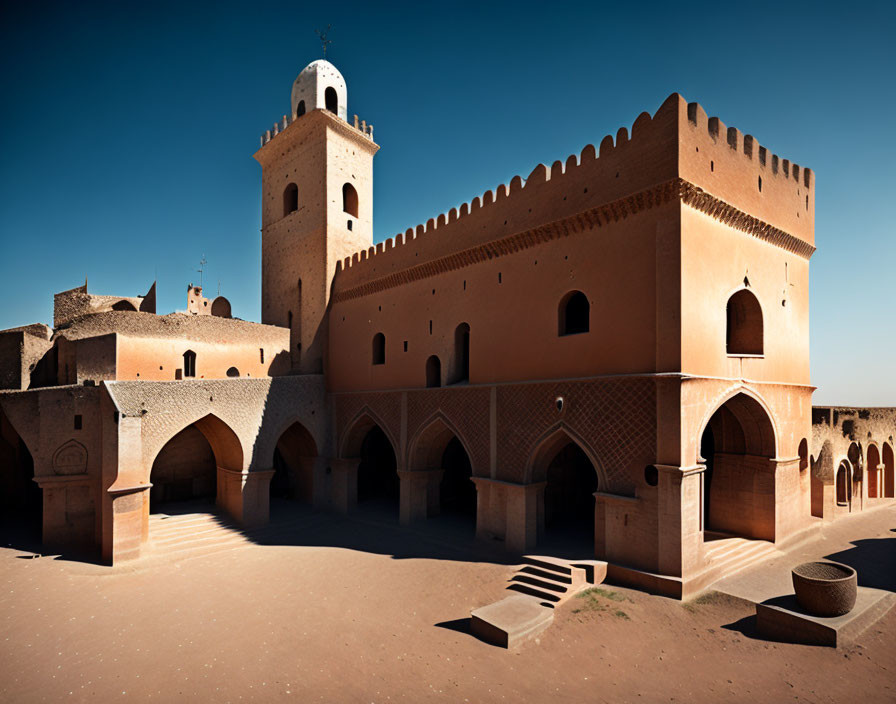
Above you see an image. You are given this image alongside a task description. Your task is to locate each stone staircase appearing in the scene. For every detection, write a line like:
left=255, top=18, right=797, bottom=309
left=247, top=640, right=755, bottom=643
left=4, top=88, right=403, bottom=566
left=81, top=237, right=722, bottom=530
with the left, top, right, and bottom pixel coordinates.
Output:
left=506, top=555, right=608, bottom=608
left=472, top=555, right=608, bottom=648
left=147, top=511, right=252, bottom=560
left=697, top=535, right=781, bottom=591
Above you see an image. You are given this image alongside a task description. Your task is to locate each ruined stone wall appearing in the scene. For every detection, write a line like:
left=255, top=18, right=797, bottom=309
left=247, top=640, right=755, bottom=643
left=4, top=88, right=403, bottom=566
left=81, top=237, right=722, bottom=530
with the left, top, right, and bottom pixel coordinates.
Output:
left=811, top=407, right=896, bottom=481
left=54, top=284, right=154, bottom=328
left=0, top=326, right=53, bottom=390
left=810, top=406, right=896, bottom=518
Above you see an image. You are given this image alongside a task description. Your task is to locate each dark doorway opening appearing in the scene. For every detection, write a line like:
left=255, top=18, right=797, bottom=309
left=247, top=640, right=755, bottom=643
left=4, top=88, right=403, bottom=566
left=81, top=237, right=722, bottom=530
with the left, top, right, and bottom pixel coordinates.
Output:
left=0, top=413, right=40, bottom=540
left=357, top=426, right=398, bottom=507
left=150, top=425, right=216, bottom=509
left=439, top=436, right=475, bottom=516
left=271, top=422, right=317, bottom=502
left=543, top=442, right=597, bottom=542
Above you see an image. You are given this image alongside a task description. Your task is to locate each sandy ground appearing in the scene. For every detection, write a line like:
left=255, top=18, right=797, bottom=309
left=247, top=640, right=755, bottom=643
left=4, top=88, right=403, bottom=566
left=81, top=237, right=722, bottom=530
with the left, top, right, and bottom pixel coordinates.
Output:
left=1, top=503, right=894, bottom=703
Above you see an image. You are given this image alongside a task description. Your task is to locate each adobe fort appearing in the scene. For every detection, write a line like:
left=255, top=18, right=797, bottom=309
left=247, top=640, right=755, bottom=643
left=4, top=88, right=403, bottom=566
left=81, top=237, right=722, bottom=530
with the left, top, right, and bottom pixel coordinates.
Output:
left=1, top=59, right=893, bottom=598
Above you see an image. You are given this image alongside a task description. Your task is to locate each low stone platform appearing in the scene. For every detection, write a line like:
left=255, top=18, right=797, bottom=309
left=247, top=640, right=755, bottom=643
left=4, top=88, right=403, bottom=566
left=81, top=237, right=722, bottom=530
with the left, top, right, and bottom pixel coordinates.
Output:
left=756, top=587, right=896, bottom=648
left=471, top=595, right=554, bottom=649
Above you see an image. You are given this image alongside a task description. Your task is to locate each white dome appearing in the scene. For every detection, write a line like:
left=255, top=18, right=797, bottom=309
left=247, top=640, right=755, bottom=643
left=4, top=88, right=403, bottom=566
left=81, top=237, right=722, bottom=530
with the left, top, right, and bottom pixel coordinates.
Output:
left=290, top=59, right=347, bottom=122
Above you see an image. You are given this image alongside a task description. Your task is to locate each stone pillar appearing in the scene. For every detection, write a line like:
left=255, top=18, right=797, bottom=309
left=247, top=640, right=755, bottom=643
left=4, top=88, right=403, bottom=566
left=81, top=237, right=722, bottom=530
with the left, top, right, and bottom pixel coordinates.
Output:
left=655, top=464, right=704, bottom=579
left=329, top=458, right=359, bottom=514
left=472, top=477, right=495, bottom=541
left=104, top=483, right=150, bottom=563
left=772, top=456, right=802, bottom=541
left=504, top=481, right=545, bottom=554
left=309, top=457, right=330, bottom=511
left=398, top=469, right=443, bottom=525
left=216, top=467, right=274, bottom=528
left=593, top=493, right=607, bottom=559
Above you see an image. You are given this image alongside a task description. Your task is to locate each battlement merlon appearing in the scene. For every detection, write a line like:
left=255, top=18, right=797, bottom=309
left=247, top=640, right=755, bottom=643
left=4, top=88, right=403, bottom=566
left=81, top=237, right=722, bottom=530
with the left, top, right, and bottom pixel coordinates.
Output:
left=330, top=93, right=813, bottom=295
left=255, top=107, right=376, bottom=154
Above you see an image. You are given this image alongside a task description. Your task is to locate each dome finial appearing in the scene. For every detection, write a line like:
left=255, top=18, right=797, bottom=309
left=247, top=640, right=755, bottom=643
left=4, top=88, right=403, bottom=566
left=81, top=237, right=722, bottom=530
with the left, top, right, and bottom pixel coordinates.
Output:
left=315, top=25, right=333, bottom=59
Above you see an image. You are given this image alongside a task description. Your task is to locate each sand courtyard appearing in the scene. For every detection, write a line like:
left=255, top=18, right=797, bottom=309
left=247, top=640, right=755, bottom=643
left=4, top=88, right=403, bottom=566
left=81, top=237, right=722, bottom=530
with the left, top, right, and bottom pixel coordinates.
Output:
left=1, top=501, right=893, bottom=703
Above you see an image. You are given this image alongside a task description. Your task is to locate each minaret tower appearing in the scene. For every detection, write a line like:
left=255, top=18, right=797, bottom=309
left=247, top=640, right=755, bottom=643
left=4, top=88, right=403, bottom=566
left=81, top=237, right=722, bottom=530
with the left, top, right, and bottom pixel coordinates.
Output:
left=254, top=59, right=378, bottom=373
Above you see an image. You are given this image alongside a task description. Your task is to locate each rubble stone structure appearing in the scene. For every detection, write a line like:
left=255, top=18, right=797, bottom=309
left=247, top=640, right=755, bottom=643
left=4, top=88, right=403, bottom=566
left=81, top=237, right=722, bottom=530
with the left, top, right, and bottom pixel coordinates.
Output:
left=1, top=59, right=893, bottom=598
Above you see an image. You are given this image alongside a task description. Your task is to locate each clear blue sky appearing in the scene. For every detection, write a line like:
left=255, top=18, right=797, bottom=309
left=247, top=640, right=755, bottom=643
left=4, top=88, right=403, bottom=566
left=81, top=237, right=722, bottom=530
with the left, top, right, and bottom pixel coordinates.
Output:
left=1, top=1, right=893, bottom=404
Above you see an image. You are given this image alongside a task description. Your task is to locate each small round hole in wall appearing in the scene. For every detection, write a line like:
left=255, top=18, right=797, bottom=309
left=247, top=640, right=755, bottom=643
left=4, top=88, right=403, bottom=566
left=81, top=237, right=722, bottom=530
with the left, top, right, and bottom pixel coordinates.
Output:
left=644, top=465, right=659, bottom=486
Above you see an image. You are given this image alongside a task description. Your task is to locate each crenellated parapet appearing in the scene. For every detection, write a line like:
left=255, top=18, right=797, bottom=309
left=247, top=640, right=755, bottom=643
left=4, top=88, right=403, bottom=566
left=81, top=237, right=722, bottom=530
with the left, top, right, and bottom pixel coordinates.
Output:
left=680, top=98, right=814, bottom=246
left=332, top=93, right=815, bottom=296
left=260, top=110, right=374, bottom=147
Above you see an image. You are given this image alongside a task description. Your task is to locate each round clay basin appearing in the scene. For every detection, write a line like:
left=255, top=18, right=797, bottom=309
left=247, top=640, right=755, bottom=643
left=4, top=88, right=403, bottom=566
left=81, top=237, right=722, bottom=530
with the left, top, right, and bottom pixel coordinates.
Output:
left=791, top=561, right=857, bottom=617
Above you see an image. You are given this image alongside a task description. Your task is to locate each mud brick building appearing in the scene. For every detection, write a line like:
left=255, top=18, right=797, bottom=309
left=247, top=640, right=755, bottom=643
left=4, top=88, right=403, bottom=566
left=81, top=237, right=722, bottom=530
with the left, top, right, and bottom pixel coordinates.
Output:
left=2, top=59, right=893, bottom=598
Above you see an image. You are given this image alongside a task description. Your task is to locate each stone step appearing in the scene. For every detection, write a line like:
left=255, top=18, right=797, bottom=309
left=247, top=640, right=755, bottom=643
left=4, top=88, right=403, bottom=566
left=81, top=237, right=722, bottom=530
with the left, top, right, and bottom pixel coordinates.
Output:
left=521, top=555, right=575, bottom=577
left=509, top=573, right=569, bottom=594
left=517, top=565, right=574, bottom=585
left=506, top=582, right=562, bottom=604
left=151, top=522, right=241, bottom=544
left=701, top=539, right=780, bottom=586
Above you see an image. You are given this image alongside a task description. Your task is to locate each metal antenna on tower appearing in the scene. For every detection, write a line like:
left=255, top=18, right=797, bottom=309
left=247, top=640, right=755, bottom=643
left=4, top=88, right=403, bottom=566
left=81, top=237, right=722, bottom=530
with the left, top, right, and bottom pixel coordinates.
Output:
left=197, top=255, right=207, bottom=289
left=316, top=25, right=332, bottom=58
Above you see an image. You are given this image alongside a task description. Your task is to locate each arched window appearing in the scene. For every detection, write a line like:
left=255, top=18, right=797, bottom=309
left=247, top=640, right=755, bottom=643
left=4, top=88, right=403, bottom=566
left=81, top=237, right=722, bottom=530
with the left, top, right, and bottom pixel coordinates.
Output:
left=325, top=87, right=338, bottom=114
left=296, top=100, right=305, bottom=117
left=450, top=323, right=470, bottom=384
left=112, top=300, right=137, bottom=312
left=726, top=289, right=763, bottom=355
left=372, top=333, right=385, bottom=365
left=343, top=183, right=359, bottom=218
left=836, top=461, right=850, bottom=506
left=425, top=355, right=441, bottom=388
left=283, top=183, right=298, bottom=217
left=226, top=367, right=240, bottom=378
left=798, top=438, right=809, bottom=472
left=183, top=350, right=196, bottom=378
left=559, top=291, right=589, bottom=336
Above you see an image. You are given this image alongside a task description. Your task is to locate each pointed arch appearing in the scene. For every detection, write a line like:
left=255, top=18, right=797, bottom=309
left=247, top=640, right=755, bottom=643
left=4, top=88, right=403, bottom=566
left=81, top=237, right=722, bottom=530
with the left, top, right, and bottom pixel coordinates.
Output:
left=696, top=386, right=779, bottom=462
left=882, top=442, right=894, bottom=498
left=524, top=422, right=607, bottom=488
left=407, top=411, right=476, bottom=474
left=698, top=389, right=778, bottom=540
left=339, top=406, right=398, bottom=460
left=148, top=413, right=244, bottom=476
left=270, top=419, right=318, bottom=502
left=867, top=442, right=881, bottom=498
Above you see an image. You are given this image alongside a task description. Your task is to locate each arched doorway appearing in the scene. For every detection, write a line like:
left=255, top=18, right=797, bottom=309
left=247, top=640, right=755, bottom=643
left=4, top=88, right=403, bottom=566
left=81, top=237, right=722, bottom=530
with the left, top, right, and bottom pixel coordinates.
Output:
left=150, top=426, right=216, bottom=508
left=271, top=421, right=317, bottom=502
left=149, top=414, right=242, bottom=514
left=544, top=443, right=597, bottom=539
left=357, top=426, right=398, bottom=508
left=836, top=461, right=851, bottom=507
left=0, top=410, right=40, bottom=539
left=529, top=430, right=600, bottom=553
left=440, top=437, right=476, bottom=518
left=407, top=417, right=476, bottom=527
left=699, top=392, right=777, bottom=541
left=867, top=444, right=881, bottom=498
left=883, top=443, right=895, bottom=498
